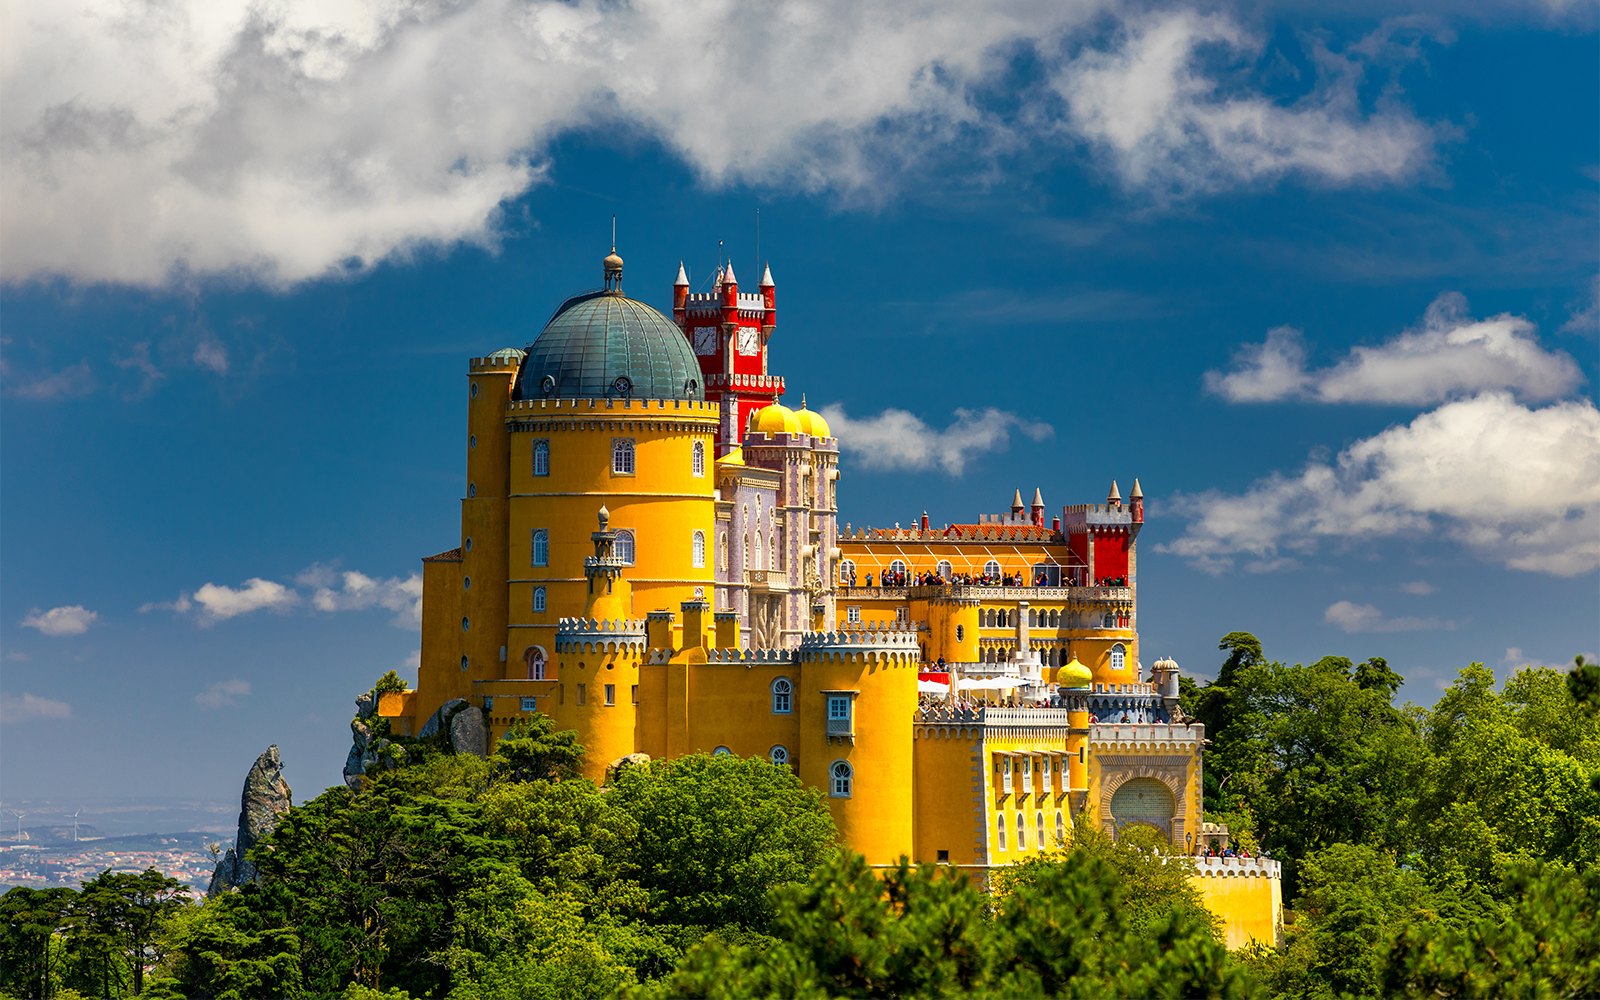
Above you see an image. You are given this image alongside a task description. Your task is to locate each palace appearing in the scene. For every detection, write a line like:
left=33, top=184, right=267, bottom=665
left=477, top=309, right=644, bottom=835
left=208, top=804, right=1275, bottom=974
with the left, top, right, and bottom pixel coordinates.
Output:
left=378, top=247, right=1281, bottom=948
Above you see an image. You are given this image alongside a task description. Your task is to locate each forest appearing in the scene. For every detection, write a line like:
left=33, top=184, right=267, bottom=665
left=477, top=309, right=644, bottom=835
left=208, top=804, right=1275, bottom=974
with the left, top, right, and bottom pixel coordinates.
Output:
left=2, top=638, right=1597, bottom=999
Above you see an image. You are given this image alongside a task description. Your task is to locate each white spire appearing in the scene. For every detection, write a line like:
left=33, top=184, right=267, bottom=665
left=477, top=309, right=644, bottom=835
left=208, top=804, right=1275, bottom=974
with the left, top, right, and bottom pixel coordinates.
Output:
left=760, top=263, right=774, bottom=288
left=674, top=261, right=689, bottom=287
left=723, top=259, right=737, bottom=285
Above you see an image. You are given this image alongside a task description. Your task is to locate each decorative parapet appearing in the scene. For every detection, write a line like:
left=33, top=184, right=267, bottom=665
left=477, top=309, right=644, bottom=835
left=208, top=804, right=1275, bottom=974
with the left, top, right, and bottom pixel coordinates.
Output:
left=839, top=584, right=1132, bottom=605
left=505, top=397, right=719, bottom=416
left=1188, top=856, right=1282, bottom=879
left=1089, top=722, right=1204, bottom=748
left=912, top=705, right=1076, bottom=728
left=1062, top=503, right=1134, bottom=527
left=704, top=647, right=795, bottom=664
left=798, top=625, right=920, bottom=663
left=555, top=616, right=648, bottom=653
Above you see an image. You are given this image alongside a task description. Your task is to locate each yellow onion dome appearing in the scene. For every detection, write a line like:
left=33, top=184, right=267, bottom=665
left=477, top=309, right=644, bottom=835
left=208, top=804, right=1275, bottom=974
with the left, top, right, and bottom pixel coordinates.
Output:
left=794, top=395, right=831, bottom=438
left=752, top=403, right=801, bottom=435
left=718, top=445, right=746, bottom=466
left=1059, top=656, right=1093, bottom=689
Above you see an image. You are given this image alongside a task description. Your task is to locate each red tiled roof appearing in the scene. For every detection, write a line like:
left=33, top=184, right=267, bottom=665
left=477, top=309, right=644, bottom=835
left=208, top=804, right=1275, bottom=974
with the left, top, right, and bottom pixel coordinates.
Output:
left=422, top=547, right=462, bottom=562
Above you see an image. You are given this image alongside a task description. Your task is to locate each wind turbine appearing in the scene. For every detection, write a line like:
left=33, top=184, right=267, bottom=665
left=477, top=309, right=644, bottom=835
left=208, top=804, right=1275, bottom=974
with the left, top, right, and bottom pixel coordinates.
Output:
left=11, top=811, right=24, bottom=840
left=72, top=810, right=80, bottom=843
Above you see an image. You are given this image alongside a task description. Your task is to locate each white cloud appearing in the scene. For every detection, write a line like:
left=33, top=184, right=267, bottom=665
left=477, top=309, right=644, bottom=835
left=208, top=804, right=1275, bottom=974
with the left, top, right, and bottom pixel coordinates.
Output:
left=1399, top=580, right=1436, bottom=594
left=143, top=564, right=423, bottom=627
left=1206, top=294, right=1584, bottom=405
left=1161, top=392, right=1600, bottom=576
left=195, top=678, right=251, bottom=709
left=1053, top=12, right=1439, bottom=197
left=0, top=692, right=73, bottom=723
left=143, top=577, right=299, bottom=626
left=819, top=405, right=1053, bottom=476
left=2, top=362, right=96, bottom=401
left=1324, top=600, right=1452, bottom=633
left=297, top=564, right=423, bottom=628
left=20, top=605, right=99, bottom=636
left=1, top=0, right=1443, bottom=286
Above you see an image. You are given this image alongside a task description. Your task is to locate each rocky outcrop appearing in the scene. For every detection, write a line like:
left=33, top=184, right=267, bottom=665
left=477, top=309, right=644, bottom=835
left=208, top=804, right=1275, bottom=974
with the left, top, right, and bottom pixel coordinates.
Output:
left=343, top=694, right=487, bottom=789
left=608, top=752, right=651, bottom=783
left=208, top=745, right=293, bottom=897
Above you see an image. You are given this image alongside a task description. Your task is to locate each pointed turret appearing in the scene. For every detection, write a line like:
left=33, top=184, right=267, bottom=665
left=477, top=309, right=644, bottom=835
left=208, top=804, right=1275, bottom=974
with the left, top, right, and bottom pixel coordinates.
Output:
left=723, top=259, right=738, bottom=286
left=1030, top=487, right=1045, bottom=527
left=672, top=261, right=689, bottom=318
left=759, top=262, right=777, bottom=330
left=1011, top=489, right=1025, bottom=517
left=1108, top=480, right=1121, bottom=506
left=1130, top=478, right=1144, bottom=523
left=1129, top=479, right=1142, bottom=500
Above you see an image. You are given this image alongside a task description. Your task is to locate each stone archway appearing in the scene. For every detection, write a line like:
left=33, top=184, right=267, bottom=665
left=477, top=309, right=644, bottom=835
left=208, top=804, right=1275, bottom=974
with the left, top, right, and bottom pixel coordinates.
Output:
left=1097, top=755, right=1190, bottom=847
left=1109, top=777, right=1176, bottom=840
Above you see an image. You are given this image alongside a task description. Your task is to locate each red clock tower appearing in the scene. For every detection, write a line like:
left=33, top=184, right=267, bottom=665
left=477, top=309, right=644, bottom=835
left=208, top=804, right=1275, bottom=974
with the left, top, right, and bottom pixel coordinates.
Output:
left=673, top=260, right=784, bottom=454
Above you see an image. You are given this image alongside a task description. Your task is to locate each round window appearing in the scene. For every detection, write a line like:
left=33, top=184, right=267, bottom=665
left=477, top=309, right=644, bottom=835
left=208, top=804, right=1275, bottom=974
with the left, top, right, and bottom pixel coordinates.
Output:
left=540, top=374, right=556, bottom=395
left=464, top=577, right=471, bottom=590
left=468, top=482, right=476, bottom=498
left=469, top=435, right=476, bottom=449
left=460, top=655, right=468, bottom=671
left=612, top=376, right=633, bottom=396
left=461, top=617, right=470, bottom=631
left=470, top=381, right=479, bottom=399
left=712, top=746, right=732, bottom=756
left=464, top=537, right=472, bottom=552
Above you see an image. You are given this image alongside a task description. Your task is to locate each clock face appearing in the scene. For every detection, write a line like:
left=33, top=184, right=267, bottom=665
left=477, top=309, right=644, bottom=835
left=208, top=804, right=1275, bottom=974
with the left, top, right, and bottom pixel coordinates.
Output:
left=692, top=327, right=718, bottom=355
left=737, top=326, right=760, bottom=356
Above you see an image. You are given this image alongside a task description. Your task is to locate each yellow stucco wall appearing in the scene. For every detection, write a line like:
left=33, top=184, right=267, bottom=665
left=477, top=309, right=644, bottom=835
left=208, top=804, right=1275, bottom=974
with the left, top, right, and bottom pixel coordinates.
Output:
left=1191, top=860, right=1285, bottom=949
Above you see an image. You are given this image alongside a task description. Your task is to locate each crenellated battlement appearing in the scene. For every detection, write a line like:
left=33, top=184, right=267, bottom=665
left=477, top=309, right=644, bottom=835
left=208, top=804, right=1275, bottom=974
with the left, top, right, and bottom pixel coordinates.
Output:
left=1188, top=856, right=1282, bottom=879
left=704, top=647, right=795, bottom=663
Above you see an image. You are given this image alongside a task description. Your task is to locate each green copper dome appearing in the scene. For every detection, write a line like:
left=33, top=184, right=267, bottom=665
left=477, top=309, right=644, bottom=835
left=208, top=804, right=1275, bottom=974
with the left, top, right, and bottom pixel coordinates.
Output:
left=514, top=290, right=702, bottom=401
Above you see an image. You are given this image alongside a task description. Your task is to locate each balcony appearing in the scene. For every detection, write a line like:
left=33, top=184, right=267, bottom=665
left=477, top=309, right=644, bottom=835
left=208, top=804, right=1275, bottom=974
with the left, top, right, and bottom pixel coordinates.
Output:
left=745, top=570, right=789, bottom=593
left=837, top=584, right=1130, bottom=604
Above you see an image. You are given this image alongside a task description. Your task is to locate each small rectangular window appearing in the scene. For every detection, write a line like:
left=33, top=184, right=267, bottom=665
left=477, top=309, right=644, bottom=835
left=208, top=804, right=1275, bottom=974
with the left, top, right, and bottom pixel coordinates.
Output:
left=895, top=606, right=908, bottom=624
left=937, top=849, right=949, bottom=863
left=631, top=684, right=638, bottom=705
left=604, top=683, right=615, bottom=706
left=847, top=606, right=861, bottom=624
left=520, top=696, right=537, bottom=712
left=577, top=683, right=586, bottom=705
left=484, top=696, right=494, bottom=711
left=612, top=438, right=635, bottom=475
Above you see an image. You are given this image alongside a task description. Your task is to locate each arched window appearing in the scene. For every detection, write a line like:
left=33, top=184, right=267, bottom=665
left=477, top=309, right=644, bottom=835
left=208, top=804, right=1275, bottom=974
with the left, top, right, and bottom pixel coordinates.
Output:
left=712, top=746, right=732, bottom=756
left=1029, top=608, right=1037, bottom=627
left=1056, top=810, right=1066, bottom=845
left=771, top=677, right=793, bottom=714
left=769, top=745, right=789, bottom=767
left=532, top=529, right=549, bottom=566
left=612, top=438, right=635, bottom=475
left=1017, top=811, right=1026, bottom=850
left=720, top=532, right=729, bottom=571
left=692, top=531, right=706, bottom=568
left=984, top=559, right=1001, bottom=579
left=754, top=531, right=763, bottom=570
left=615, top=529, right=635, bottom=565
left=935, top=560, right=951, bottom=580
left=839, top=559, right=856, bottom=584
left=532, top=439, right=550, bottom=477
left=1049, top=609, right=1060, bottom=627
left=830, top=760, right=853, bottom=798
left=997, top=814, right=1007, bottom=852
left=1111, top=643, right=1126, bottom=673
left=533, top=586, right=546, bottom=612
left=692, top=440, right=705, bottom=477
left=1037, top=811, right=1046, bottom=849
left=1103, top=612, right=1115, bottom=628
left=524, top=646, right=546, bottom=680
left=889, top=559, right=907, bottom=578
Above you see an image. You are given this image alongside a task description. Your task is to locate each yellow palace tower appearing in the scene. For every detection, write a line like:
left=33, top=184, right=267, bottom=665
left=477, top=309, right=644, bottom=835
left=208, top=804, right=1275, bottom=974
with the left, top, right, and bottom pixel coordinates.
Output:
left=379, top=245, right=1281, bottom=950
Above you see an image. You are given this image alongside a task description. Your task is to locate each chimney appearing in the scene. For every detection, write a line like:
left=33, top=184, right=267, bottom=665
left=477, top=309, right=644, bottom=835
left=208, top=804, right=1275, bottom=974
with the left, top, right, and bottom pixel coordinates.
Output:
left=714, top=611, right=740, bottom=650
left=760, top=263, right=776, bottom=330
left=681, top=600, right=712, bottom=649
left=1031, top=487, right=1045, bottom=527
left=921, top=511, right=930, bottom=531
left=646, top=610, right=676, bottom=651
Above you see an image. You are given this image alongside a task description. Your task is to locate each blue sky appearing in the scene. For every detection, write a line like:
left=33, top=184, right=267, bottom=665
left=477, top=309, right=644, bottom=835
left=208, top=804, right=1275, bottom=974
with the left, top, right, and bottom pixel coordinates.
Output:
left=2, top=0, right=1596, bottom=808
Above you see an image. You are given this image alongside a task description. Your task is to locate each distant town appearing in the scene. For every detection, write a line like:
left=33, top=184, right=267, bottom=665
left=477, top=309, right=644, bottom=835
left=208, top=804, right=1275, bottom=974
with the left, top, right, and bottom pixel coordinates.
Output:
left=0, top=829, right=219, bottom=894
